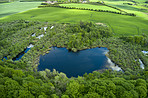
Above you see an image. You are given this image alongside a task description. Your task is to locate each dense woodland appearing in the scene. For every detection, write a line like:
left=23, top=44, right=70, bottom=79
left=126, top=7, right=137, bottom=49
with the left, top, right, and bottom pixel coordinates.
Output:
left=0, top=20, right=148, bottom=97
left=0, top=62, right=148, bottom=98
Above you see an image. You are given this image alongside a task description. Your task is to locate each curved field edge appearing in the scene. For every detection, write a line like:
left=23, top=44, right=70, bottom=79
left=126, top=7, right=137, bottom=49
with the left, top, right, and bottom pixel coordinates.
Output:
left=0, top=7, right=148, bottom=36
left=59, top=3, right=121, bottom=12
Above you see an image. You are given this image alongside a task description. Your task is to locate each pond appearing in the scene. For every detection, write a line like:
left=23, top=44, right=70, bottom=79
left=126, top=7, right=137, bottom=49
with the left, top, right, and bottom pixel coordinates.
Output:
left=12, top=44, right=34, bottom=61
left=38, top=47, right=121, bottom=77
left=12, top=48, right=30, bottom=61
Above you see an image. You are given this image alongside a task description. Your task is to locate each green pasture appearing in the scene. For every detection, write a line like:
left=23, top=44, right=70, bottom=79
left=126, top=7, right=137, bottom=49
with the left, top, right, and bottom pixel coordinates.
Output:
left=104, top=1, right=148, bottom=20
left=0, top=1, right=41, bottom=18
left=1, top=7, right=148, bottom=36
left=60, top=3, right=120, bottom=12
left=90, top=0, right=147, bottom=2
left=134, top=0, right=147, bottom=3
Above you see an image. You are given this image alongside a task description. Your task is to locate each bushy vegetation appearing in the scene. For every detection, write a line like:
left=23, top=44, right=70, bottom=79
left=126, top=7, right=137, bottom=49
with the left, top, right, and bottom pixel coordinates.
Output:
left=0, top=20, right=44, bottom=62
left=0, top=61, right=148, bottom=98
left=120, top=35, right=148, bottom=47
left=0, top=16, right=147, bottom=98
left=1, top=20, right=147, bottom=72
left=0, top=0, right=148, bottom=97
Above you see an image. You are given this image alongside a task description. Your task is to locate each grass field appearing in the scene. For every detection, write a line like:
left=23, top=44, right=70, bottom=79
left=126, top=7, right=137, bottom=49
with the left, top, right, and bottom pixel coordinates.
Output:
left=90, top=0, right=147, bottom=2
left=1, top=7, right=148, bottom=36
left=103, top=1, right=148, bottom=20
left=0, top=1, right=41, bottom=18
left=87, top=0, right=148, bottom=19
left=60, top=3, right=120, bottom=12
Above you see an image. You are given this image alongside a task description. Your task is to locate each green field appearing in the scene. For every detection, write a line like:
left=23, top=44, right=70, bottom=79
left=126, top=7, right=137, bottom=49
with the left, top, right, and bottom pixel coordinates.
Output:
left=60, top=3, right=120, bottom=12
left=103, top=1, right=148, bottom=20
left=0, top=1, right=41, bottom=18
left=1, top=7, right=148, bottom=36
left=87, top=0, right=148, bottom=19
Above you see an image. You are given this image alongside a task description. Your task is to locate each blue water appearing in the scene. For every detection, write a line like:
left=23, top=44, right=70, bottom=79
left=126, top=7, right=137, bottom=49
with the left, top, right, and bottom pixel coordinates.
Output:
left=2, top=48, right=30, bottom=61
left=2, top=57, right=7, bottom=61
left=12, top=48, right=30, bottom=61
left=38, top=47, right=109, bottom=77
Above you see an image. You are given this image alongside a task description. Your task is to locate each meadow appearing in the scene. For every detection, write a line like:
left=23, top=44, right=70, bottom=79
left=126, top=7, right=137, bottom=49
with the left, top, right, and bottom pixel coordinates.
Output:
left=104, top=1, right=148, bottom=20
left=0, top=1, right=41, bottom=18
left=1, top=7, right=148, bottom=36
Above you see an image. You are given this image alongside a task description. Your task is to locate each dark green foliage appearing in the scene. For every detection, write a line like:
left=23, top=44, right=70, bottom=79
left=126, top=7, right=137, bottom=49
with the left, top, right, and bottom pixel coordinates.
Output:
left=0, top=64, right=148, bottom=98
left=1, top=20, right=147, bottom=72
left=0, top=20, right=148, bottom=97
left=120, top=35, right=148, bottom=47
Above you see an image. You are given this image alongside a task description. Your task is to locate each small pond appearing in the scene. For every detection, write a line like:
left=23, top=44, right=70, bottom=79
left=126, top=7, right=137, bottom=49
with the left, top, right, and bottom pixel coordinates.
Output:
left=38, top=47, right=118, bottom=77
left=12, top=48, right=30, bottom=61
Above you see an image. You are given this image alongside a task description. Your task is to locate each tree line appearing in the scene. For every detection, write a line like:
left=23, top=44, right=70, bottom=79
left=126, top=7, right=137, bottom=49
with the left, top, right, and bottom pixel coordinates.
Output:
left=38, top=3, right=136, bottom=16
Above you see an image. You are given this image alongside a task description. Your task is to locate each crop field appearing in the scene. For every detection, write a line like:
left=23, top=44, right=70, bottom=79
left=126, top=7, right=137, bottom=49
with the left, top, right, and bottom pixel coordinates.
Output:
left=0, top=1, right=41, bottom=18
left=60, top=3, right=120, bottom=12
left=0, top=7, right=148, bottom=36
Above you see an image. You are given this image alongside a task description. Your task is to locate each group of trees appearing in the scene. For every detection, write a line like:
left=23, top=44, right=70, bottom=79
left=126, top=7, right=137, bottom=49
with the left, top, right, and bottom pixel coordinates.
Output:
left=120, top=35, right=148, bottom=47
left=0, top=20, right=148, bottom=97
left=0, top=62, right=148, bottom=98
left=0, top=20, right=39, bottom=40
left=1, top=20, right=147, bottom=72
left=0, top=20, right=45, bottom=62
left=10, top=21, right=146, bottom=72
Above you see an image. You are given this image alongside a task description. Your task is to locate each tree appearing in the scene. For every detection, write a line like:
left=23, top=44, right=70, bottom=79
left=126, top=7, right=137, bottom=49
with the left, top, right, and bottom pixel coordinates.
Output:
left=61, top=95, right=69, bottom=98
left=65, top=80, right=80, bottom=98
left=84, top=92, right=101, bottom=98
left=4, top=79, right=21, bottom=98
left=18, top=90, right=35, bottom=98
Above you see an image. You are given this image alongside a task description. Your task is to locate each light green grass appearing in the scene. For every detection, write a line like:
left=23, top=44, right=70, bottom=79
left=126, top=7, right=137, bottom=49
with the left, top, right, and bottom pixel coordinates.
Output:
left=1, top=7, right=148, bottom=36
left=60, top=3, right=120, bottom=12
left=104, top=1, right=148, bottom=20
left=134, top=0, right=147, bottom=3
left=90, top=0, right=147, bottom=3
left=0, top=2, right=13, bottom=5
left=0, top=1, right=41, bottom=18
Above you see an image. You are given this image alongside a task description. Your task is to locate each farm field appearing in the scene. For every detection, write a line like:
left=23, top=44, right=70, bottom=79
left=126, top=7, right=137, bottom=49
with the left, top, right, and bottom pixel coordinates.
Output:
left=0, top=1, right=41, bottom=18
left=60, top=3, right=120, bottom=12
left=1, top=7, right=148, bottom=36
